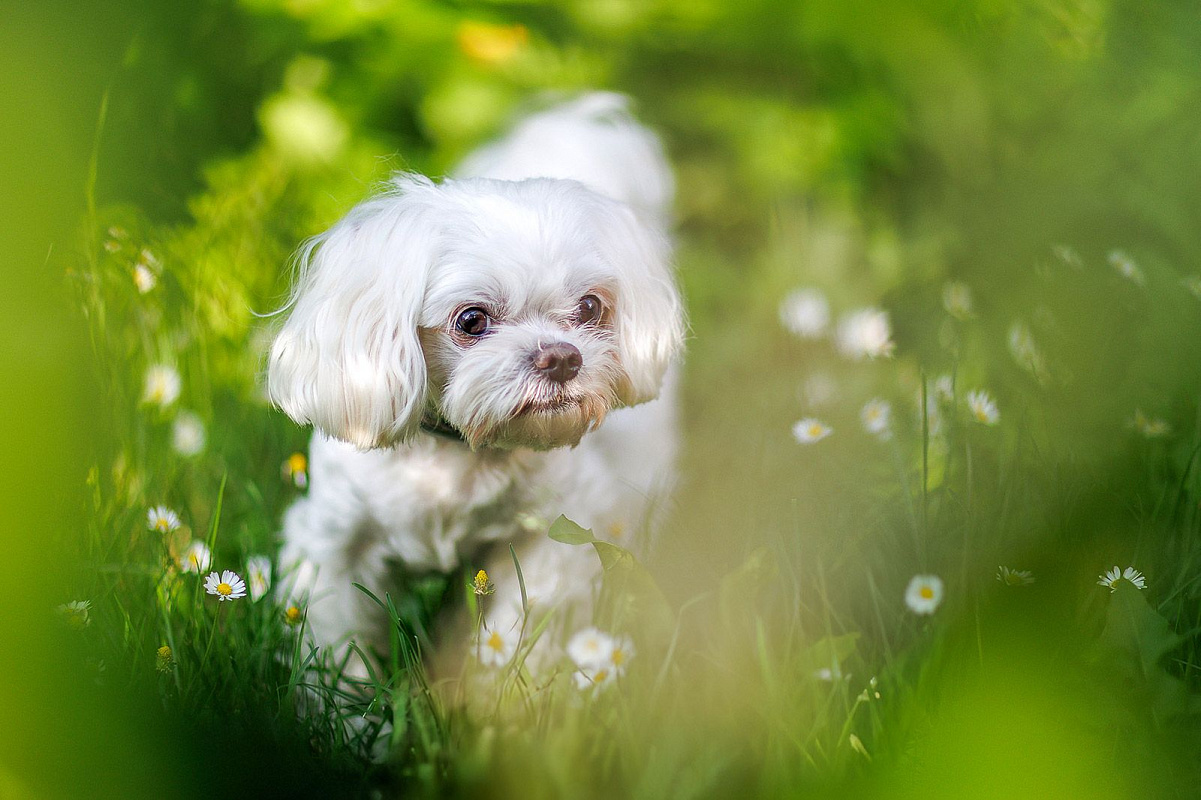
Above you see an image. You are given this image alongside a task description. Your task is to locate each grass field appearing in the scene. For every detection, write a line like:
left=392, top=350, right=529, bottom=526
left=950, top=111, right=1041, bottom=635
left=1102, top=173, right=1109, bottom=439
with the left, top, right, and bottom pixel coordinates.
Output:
left=5, top=0, right=1201, bottom=797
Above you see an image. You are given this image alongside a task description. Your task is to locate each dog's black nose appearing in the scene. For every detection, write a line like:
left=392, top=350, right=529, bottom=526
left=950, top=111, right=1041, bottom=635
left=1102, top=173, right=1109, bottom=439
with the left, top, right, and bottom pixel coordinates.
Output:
left=533, top=342, right=583, bottom=383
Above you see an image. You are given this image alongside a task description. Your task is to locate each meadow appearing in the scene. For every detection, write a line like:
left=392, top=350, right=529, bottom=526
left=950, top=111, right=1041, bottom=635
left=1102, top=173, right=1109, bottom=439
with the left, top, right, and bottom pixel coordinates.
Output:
left=4, top=0, right=1201, bottom=797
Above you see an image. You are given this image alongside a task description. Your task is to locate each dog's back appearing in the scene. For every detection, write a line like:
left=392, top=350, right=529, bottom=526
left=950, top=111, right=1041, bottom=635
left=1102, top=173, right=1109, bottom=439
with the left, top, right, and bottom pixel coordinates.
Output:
left=454, top=92, right=674, bottom=224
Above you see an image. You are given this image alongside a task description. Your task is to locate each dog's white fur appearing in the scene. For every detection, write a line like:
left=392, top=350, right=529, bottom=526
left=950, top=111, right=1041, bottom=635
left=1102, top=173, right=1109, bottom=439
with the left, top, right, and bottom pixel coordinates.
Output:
left=268, top=93, right=683, bottom=670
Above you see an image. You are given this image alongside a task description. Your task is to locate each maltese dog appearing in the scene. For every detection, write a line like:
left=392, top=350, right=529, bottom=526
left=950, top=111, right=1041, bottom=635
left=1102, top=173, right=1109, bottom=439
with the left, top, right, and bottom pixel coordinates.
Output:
left=268, top=92, right=683, bottom=678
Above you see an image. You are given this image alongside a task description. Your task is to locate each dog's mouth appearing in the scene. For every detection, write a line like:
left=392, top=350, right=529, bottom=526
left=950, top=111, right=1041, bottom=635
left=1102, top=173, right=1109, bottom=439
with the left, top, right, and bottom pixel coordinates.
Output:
left=515, top=395, right=582, bottom=416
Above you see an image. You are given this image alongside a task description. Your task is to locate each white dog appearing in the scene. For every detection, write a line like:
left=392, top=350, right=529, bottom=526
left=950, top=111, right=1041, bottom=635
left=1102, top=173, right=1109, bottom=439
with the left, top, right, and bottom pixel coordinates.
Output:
left=267, top=93, right=684, bottom=676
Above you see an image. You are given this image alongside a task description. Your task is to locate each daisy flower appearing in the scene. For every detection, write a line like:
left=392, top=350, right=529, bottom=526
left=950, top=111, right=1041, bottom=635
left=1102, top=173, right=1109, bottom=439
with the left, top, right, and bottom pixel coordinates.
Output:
left=204, top=570, right=247, bottom=602
left=246, top=555, right=272, bottom=601
left=142, top=364, right=181, bottom=408
left=966, top=390, right=1000, bottom=426
left=1008, top=322, right=1049, bottom=382
left=567, top=627, right=615, bottom=670
left=1108, top=250, right=1145, bottom=286
left=1052, top=244, right=1082, bottom=269
left=1097, top=566, right=1147, bottom=593
left=1131, top=410, right=1170, bottom=439
left=147, top=506, right=182, bottom=534
left=779, top=288, right=830, bottom=339
left=942, top=282, right=974, bottom=320
left=155, top=645, right=174, bottom=673
left=609, top=634, right=635, bottom=677
left=282, top=452, right=308, bottom=489
left=171, top=412, right=206, bottom=457
left=178, top=540, right=212, bottom=574
left=133, top=263, right=157, bottom=294
left=996, top=566, right=1035, bottom=586
left=284, top=605, right=304, bottom=627
left=573, top=665, right=617, bottom=692
left=904, top=574, right=944, bottom=615
left=56, top=600, right=92, bottom=630
left=835, top=308, right=895, bottom=360
left=477, top=626, right=518, bottom=667
left=792, top=418, right=833, bottom=444
left=932, top=374, right=955, bottom=405
left=470, top=569, right=495, bottom=596
left=860, top=399, right=892, bottom=440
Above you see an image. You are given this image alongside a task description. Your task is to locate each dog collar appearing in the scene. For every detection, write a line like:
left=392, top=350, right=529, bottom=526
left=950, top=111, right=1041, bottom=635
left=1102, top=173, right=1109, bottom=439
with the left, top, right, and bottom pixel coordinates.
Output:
left=419, top=414, right=469, bottom=445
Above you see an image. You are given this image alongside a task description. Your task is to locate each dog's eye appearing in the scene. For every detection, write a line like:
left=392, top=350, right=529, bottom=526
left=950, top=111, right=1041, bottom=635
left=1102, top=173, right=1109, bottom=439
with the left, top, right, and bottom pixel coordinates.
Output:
left=575, top=294, right=603, bottom=325
left=455, top=307, right=491, bottom=337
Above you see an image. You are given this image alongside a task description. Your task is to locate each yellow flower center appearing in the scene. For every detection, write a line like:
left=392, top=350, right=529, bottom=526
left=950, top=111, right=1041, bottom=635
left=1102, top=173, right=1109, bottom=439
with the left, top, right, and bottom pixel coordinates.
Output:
left=157, top=646, right=171, bottom=658
left=154, top=519, right=168, bottom=532
left=287, top=453, right=307, bottom=473
left=809, top=424, right=824, bottom=437
left=486, top=631, right=504, bottom=652
left=217, top=582, right=232, bottom=596
left=593, top=669, right=609, bottom=683
left=188, top=554, right=200, bottom=567
left=284, top=606, right=302, bottom=625
left=612, top=648, right=625, bottom=666
left=919, top=586, right=934, bottom=600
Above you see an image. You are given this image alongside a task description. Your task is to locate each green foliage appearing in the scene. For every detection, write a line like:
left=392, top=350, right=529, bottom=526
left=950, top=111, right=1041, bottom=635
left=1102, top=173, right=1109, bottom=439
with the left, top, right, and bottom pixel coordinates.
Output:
left=19, top=0, right=1201, bottom=797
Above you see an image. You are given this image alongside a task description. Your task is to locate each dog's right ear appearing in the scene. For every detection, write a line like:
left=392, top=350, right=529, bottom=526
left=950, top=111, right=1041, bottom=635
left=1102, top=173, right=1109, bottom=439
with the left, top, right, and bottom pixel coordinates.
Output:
left=268, top=175, right=439, bottom=449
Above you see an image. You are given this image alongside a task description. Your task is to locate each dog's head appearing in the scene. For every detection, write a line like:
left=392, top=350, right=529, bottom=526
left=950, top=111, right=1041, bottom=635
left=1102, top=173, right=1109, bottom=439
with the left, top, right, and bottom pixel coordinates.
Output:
left=268, top=174, right=683, bottom=450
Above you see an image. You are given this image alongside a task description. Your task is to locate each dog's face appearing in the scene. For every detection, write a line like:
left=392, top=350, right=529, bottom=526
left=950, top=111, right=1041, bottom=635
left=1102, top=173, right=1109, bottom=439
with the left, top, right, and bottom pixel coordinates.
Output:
left=268, top=175, right=683, bottom=450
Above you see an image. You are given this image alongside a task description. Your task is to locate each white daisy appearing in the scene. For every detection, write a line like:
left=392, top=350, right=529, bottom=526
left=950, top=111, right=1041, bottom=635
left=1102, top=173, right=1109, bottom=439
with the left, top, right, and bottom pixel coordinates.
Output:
left=56, top=600, right=92, bottom=630
left=477, top=625, right=518, bottom=667
left=1131, top=410, right=1170, bottom=439
left=567, top=627, right=615, bottom=670
left=133, top=263, right=157, bottom=294
left=1008, top=322, right=1048, bottom=382
left=1108, top=250, right=1145, bottom=286
left=142, top=365, right=181, bottom=408
left=178, top=541, right=212, bottom=574
left=835, top=308, right=895, bottom=360
left=860, top=399, right=892, bottom=440
left=147, top=506, right=182, bottom=534
left=204, top=570, right=247, bottom=602
left=942, top=282, right=973, bottom=320
left=246, top=555, right=272, bottom=601
left=779, top=288, right=830, bottom=339
left=1052, top=244, right=1082, bottom=269
left=608, top=634, right=635, bottom=677
left=171, top=412, right=206, bottom=457
left=904, top=574, right=944, bottom=615
left=792, top=418, right=833, bottom=444
left=996, top=566, right=1035, bottom=586
left=573, top=664, right=617, bottom=693
left=932, top=374, right=955, bottom=405
left=1097, top=565, right=1147, bottom=593
left=966, top=390, right=1000, bottom=426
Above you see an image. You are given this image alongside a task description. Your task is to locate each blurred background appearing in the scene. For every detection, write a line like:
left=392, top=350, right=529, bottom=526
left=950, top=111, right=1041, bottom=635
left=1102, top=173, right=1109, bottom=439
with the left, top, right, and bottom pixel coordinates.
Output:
left=4, top=0, right=1201, bottom=797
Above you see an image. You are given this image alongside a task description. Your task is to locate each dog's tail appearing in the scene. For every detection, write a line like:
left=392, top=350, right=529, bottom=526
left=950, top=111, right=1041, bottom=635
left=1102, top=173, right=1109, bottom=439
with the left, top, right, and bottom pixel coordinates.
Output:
left=453, top=91, right=674, bottom=224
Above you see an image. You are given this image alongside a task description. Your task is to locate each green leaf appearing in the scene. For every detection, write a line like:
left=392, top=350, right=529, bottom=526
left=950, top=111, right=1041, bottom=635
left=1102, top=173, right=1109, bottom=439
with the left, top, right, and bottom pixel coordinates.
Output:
left=590, top=540, right=674, bottom=638
left=547, top=515, right=596, bottom=545
left=718, top=547, right=778, bottom=633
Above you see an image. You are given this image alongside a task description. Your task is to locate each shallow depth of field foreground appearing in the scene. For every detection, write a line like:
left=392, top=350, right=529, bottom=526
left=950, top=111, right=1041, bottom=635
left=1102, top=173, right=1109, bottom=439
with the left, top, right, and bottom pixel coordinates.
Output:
left=5, top=1, right=1201, bottom=798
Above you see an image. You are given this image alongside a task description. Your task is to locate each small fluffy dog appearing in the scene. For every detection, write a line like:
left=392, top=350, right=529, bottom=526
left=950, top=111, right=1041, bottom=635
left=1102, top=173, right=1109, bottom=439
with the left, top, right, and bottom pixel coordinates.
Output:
left=268, top=93, right=684, bottom=673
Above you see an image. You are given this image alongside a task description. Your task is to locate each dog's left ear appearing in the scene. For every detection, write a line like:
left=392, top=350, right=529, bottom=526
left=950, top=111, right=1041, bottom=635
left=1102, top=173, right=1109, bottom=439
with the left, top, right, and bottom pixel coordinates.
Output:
left=591, top=200, right=685, bottom=406
left=268, top=175, right=440, bottom=449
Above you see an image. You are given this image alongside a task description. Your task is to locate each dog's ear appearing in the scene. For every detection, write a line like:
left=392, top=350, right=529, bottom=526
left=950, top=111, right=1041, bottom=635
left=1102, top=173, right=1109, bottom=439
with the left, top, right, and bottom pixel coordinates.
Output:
left=591, top=199, right=685, bottom=406
left=268, top=175, right=439, bottom=449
